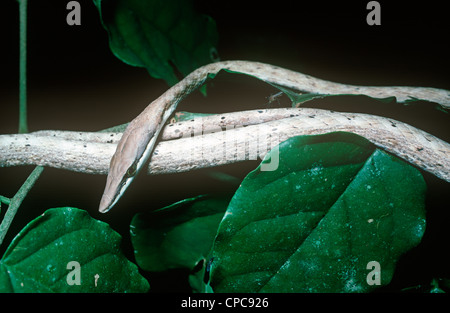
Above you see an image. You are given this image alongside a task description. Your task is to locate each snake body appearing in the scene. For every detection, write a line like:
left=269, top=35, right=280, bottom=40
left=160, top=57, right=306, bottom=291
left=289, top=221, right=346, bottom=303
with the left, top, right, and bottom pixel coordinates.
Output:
left=99, top=61, right=450, bottom=212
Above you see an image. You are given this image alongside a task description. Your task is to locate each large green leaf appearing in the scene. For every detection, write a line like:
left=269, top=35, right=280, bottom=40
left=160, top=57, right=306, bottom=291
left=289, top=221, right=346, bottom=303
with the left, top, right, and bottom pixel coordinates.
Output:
left=131, top=194, right=231, bottom=273
left=210, top=132, right=426, bottom=292
left=0, top=207, right=149, bottom=292
left=93, top=0, right=219, bottom=86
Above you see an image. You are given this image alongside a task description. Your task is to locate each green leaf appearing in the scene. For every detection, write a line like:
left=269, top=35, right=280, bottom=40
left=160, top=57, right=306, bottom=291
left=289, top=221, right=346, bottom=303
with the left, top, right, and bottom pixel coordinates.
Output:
left=210, top=132, right=426, bottom=293
left=130, top=194, right=231, bottom=273
left=93, top=0, right=219, bottom=86
left=0, top=207, right=149, bottom=292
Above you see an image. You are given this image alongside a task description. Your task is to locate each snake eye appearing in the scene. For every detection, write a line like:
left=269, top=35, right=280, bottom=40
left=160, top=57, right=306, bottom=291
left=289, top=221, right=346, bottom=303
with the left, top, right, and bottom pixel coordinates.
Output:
left=126, top=162, right=138, bottom=177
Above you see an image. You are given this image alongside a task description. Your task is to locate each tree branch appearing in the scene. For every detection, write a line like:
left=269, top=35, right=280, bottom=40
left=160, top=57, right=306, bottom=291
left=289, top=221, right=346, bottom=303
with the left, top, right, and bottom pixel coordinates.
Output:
left=1, top=108, right=449, bottom=181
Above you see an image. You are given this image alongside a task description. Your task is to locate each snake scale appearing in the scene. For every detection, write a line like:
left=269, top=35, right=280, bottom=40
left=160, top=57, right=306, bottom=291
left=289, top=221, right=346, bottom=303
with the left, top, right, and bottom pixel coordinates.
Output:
left=99, top=61, right=450, bottom=212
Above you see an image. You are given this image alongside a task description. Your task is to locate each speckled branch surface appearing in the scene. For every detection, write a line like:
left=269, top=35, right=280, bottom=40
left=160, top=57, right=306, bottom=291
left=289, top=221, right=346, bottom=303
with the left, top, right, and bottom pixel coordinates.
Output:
left=1, top=60, right=449, bottom=212
left=1, top=107, right=449, bottom=181
left=96, top=61, right=450, bottom=212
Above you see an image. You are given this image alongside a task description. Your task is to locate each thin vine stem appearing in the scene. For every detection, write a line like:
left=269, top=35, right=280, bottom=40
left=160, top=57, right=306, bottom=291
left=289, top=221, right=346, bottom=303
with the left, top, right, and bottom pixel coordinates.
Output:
left=0, top=196, right=11, bottom=206
left=18, top=0, right=28, bottom=134
left=0, top=0, right=42, bottom=249
left=0, top=166, right=44, bottom=247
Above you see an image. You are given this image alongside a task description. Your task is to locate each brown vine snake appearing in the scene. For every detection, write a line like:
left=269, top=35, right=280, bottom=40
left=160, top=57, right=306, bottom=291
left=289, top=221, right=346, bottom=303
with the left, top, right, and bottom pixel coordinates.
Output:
left=99, top=60, right=450, bottom=213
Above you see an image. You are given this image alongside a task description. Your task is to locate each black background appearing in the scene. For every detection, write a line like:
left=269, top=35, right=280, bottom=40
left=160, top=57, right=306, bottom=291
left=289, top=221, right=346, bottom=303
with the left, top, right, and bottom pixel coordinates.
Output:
left=0, top=0, right=449, bottom=293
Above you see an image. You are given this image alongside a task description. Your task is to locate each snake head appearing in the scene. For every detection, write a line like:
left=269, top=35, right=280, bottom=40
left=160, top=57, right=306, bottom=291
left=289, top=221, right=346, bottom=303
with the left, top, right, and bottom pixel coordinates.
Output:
left=99, top=120, right=156, bottom=213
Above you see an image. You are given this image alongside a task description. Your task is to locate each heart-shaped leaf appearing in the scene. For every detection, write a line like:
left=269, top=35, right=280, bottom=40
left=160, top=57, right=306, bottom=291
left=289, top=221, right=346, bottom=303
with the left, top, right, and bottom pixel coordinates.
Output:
left=0, top=207, right=149, bottom=292
left=210, top=132, right=426, bottom=292
left=131, top=194, right=231, bottom=273
left=93, top=0, right=219, bottom=86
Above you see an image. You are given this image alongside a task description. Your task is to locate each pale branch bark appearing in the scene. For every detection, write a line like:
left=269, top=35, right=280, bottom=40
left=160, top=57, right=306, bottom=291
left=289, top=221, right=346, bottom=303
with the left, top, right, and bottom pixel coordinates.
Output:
left=1, top=108, right=449, bottom=181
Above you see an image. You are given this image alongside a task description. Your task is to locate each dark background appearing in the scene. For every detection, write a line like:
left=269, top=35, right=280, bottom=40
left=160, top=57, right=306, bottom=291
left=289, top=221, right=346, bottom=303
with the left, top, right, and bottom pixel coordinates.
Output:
left=0, top=0, right=449, bottom=292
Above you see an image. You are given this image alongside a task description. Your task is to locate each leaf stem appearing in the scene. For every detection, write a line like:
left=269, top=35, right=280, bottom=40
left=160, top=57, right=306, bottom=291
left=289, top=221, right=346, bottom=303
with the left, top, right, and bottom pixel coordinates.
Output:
left=0, top=166, right=44, bottom=248
left=18, top=0, right=28, bottom=134
left=0, top=196, right=11, bottom=206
